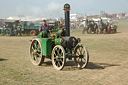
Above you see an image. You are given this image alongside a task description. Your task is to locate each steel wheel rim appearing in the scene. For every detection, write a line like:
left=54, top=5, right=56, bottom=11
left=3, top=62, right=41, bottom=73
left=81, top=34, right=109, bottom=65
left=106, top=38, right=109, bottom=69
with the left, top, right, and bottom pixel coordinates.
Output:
left=30, top=39, right=43, bottom=65
left=5, top=29, right=11, bottom=36
left=30, top=30, right=36, bottom=36
left=74, top=44, right=89, bottom=68
left=52, top=45, right=65, bottom=70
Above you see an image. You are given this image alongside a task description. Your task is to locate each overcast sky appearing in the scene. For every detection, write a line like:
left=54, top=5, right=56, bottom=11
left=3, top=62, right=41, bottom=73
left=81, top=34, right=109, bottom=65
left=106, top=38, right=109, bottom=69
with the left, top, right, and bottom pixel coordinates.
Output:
left=0, top=0, right=128, bottom=19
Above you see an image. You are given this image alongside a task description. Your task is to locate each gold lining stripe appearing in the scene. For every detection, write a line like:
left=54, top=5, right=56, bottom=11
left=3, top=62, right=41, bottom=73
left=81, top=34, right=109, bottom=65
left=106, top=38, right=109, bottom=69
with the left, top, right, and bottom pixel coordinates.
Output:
left=63, top=8, right=71, bottom=11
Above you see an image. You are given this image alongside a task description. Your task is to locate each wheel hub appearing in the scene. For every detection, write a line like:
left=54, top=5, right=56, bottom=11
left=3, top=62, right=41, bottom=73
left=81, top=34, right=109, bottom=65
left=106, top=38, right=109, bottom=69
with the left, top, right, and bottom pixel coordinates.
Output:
left=79, top=55, right=84, bottom=58
left=56, top=56, right=61, bottom=61
left=33, top=50, right=37, bottom=55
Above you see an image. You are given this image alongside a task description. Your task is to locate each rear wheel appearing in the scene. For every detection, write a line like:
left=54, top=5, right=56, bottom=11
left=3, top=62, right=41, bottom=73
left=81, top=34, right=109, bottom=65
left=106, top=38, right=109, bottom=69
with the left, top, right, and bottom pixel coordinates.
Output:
left=30, top=38, right=45, bottom=66
left=74, top=44, right=89, bottom=68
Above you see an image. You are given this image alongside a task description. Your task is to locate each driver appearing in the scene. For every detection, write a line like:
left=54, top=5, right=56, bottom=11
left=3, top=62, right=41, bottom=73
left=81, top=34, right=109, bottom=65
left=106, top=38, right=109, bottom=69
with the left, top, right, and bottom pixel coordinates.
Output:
left=39, top=20, right=49, bottom=32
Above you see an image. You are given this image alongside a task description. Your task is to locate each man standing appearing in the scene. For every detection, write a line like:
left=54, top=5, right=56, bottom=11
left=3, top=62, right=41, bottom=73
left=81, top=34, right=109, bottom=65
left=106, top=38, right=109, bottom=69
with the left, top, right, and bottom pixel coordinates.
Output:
left=3, top=24, right=5, bottom=36
left=39, top=20, right=49, bottom=32
left=17, top=25, right=22, bottom=36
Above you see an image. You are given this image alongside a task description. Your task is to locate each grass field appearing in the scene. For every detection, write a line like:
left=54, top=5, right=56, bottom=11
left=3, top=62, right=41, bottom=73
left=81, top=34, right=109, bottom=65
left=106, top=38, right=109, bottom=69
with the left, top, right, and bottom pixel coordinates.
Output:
left=0, top=19, right=128, bottom=85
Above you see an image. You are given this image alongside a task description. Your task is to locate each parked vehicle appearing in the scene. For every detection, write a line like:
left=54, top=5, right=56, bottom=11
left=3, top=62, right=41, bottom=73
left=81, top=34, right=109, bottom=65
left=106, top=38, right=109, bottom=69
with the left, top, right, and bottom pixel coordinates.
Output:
left=86, top=20, right=98, bottom=34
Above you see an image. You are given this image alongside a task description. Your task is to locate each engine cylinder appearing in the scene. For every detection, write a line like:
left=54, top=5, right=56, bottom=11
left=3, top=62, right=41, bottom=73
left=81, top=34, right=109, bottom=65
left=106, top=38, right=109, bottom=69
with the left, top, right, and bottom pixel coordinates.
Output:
left=61, top=37, right=79, bottom=49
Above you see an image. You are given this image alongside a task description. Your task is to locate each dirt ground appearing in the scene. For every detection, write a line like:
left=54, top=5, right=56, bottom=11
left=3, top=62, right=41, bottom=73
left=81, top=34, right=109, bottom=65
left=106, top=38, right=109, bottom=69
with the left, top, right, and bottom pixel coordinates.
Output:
left=0, top=20, right=128, bottom=85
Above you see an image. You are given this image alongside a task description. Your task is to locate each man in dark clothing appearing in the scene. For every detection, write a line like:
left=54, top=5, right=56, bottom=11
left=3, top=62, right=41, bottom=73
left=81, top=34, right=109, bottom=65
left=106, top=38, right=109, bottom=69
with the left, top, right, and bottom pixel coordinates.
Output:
left=17, top=26, right=22, bottom=36
left=39, top=20, right=49, bottom=32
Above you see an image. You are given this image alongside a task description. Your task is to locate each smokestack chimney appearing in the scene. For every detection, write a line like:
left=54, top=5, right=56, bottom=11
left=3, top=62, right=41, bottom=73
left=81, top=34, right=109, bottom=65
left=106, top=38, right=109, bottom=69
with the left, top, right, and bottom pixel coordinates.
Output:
left=64, top=3, right=70, bottom=36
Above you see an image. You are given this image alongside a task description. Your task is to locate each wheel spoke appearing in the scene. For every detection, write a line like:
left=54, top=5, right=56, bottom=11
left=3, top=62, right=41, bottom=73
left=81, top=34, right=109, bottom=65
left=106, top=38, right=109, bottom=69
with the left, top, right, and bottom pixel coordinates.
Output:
left=83, top=50, right=85, bottom=55
left=80, top=47, right=82, bottom=54
left=32, top=46, right=35, bottom=50
left=55, top=60, right=57, bottom=66
left=80, top=58, right=83, bottom=65
left=37, top=50, right=41, bottom=53
left=60, top=59, right=63, bottom=64
left=54, top=51, right=57, bottom=56
left=59, top=49, right=61, bottom=57
left=34, top=43, right=37, bottom=49
left=35, top=40, right=38, bottom=45
left=36, top=57, right=40, bottom=62
left=61, top=52, right=63, bottom=56
left=36, top=53, right=41, bottom=57
left=81, top=47, right=84, bottom=54
left=33, top=44, right=36, bottom=49
left=58, top=61, right=61, bottom=67
left=78, top=58, right=80, bottom=62
left=78, top=47, right=81, bottom=54
left=57, top=50, right=61, bottom=58
left=32, top=44, right=36, bottom=50
left=79, top=46, right=82, bottom=54
left=76, top=51, right=80, bottom=56
left=78, top=64, right=80, bottom=68
left=57, top=62, right=59, bottom=67
left=33, top=55, right=37, bottom=61
left=32, top=52, right=36, bottom=60
left=57, top=50, right=59, bottom=55
left=81, top=58, right=83, bottom=62
left=83, top=57, right=86, bottom=62
left=36, top=46, right=41, bottom=51
left=54, top=56, right=56, bottom=60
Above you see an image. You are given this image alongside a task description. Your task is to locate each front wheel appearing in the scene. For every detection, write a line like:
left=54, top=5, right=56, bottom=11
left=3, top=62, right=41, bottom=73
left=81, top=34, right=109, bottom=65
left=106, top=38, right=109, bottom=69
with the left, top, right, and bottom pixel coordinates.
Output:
left=51, top=45, right=66, bottom=70
left=74, top=44, right=89, bottom=68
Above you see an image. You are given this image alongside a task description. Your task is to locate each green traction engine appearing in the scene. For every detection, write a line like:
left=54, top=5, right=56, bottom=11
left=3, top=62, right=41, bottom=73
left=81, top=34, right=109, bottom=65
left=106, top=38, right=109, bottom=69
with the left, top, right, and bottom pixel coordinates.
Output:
left=29, top=4, right=89, bottom=70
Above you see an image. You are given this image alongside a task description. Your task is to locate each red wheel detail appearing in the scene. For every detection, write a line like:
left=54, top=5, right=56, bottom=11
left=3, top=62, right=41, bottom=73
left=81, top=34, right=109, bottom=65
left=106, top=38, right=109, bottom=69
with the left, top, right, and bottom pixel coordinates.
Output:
left=97, top=29, right=99, bottom=34
left=30, top=30, right=36, bottom=36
